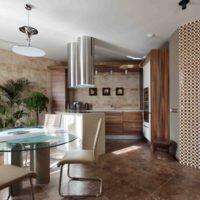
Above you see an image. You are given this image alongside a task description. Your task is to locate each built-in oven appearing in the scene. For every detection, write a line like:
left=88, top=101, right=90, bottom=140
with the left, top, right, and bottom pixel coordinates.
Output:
left=143, top=87, right=149, bottom=123
left=143, top=111, right=149, bottom=122
left=144, top=87, right=149, bottom=102
left=144, top=102, right=149, bottom=112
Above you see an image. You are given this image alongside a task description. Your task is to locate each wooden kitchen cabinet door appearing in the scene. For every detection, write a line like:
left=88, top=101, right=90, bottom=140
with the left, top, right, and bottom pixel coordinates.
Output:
left=123, top=112, right=142, bottom=122
left=105, top=112, right=123, bottom=134
left=123, top=112, right=142, bottom=134
left=123, top=122, right=142, bottom=134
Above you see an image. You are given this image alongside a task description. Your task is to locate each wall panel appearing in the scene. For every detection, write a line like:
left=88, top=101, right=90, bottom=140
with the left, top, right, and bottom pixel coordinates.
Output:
left=179, top=20, right=200, bottom=168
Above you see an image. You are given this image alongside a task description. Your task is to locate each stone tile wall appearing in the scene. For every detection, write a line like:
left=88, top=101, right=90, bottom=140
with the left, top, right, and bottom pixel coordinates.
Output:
left=73, top=71, right=140, bottom=110
left=0, top=48, right=63, bottom=121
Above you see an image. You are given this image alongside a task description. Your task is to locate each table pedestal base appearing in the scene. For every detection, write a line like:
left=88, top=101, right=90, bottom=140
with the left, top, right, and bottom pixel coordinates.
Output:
left=30, top=147, right=50, bottom=184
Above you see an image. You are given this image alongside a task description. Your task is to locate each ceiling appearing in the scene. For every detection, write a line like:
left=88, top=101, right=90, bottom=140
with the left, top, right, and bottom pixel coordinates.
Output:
left=0, top=0, right=199, bottom=62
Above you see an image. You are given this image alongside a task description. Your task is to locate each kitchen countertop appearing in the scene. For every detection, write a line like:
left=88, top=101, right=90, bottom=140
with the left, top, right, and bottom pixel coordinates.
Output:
left=87, top=109, right=143, bottom=112
left=62, top=109, right=143, bottom=113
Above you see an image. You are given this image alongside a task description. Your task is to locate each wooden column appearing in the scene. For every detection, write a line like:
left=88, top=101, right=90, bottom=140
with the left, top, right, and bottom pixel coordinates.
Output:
left=142, top=49, right=169, bottom=152
left=49, top=65, right=70, bottom=112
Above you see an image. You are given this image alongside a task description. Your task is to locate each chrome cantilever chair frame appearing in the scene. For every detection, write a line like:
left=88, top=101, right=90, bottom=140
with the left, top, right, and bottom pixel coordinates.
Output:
left=58, top=164, right=103, bottom=198
left=57, top=118, right=103, bottom=198
left=7, top=178, right=34, bottom=200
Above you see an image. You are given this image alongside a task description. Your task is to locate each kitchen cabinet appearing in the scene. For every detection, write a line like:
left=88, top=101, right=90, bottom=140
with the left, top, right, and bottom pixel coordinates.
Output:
left=123, top=112, right=142, bottom=134
left=105, top=112, right=142, bottom=135
left=142, top=49, right=169, bottom=151
left=105, top=112, right=123, bottom=134
left=143, top=61, right=151, bottom=142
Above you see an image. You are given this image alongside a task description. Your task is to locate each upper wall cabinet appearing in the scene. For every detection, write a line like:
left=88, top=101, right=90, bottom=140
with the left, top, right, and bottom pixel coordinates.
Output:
left=143, top=49, right=169, bottom=151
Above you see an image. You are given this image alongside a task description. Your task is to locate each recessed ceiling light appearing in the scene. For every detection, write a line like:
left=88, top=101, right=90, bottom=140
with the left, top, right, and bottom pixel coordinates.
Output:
left=146, top=33, right=155, bottom=38
left=126, top=55, right=145, bottom=60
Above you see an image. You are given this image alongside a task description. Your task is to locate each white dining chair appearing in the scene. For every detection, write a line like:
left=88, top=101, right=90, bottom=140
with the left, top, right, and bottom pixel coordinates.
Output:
left=0, top=165, right=36, bottom=200
left=57, top=118, right=103, bottom=198
left=44, top=114, right=62, bottom=128
left=24, top=114, right=62, bottom=167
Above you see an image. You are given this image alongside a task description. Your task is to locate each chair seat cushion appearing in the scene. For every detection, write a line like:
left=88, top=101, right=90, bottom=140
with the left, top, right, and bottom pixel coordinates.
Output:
left=0, top=165, right=36, bottom=190
left=57, top=150, right=95, bottom=166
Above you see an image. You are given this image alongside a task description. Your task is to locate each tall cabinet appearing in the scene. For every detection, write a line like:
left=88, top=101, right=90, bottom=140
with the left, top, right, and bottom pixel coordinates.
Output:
left=49, top=66, right=70, bottom=112
left=143, top=49, right=169, bottom=151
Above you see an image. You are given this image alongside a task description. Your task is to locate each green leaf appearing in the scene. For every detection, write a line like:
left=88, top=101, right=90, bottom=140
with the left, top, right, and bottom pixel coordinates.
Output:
left=24, top=92, right=49, bottom=113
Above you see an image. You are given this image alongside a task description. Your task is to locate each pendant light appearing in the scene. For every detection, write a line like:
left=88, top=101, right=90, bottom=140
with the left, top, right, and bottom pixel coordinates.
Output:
left=12, top=4, right=45, bottom=57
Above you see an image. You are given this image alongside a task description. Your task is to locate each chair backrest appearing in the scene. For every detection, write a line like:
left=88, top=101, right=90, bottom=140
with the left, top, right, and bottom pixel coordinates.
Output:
left=0, top=165, right=36, bottom=200
left=44, top=114, right=62, bottom=128
left=92, top=118, right=102, bottom=159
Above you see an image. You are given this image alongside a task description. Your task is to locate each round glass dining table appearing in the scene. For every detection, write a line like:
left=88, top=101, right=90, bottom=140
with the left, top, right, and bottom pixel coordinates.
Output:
left=0, top=127, right=77, bottom=187
left=0, top=127, right=77, bottom=152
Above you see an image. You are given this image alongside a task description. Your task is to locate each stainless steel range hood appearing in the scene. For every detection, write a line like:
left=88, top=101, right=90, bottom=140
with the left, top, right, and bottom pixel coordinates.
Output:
left=68, top=36, right=94, bottom=88
left=77, top=36, right=94, bottom=87
left=68, top=42, right=78, bottom=88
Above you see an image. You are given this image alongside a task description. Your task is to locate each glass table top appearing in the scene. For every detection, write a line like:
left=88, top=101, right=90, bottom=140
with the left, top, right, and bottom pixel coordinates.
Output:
left=0, top=127, right=77, bottom=152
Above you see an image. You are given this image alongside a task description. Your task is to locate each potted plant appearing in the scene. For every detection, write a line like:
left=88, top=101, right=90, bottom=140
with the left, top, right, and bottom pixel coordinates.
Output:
left=24, top=92, right=49, bottom=126
left=0, top=78, right=30, bottom=128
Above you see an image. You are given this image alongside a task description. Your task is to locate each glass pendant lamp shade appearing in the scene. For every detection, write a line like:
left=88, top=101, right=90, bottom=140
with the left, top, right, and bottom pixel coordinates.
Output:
left=68, top=42, right=78, bottom=88
left=12, top=4, right=45, bottom=57
left=77, top=36, right=95, bottom=87
left=12, top=45, right=45, bottom=57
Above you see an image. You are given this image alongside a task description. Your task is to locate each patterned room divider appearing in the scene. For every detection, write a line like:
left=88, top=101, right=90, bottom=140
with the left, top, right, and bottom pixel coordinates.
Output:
left=179, top=20, right=200, bottom=168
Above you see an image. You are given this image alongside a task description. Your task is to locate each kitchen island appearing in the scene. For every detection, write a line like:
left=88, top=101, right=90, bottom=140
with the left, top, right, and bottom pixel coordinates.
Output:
left=59, top=112, right=105, bottom=156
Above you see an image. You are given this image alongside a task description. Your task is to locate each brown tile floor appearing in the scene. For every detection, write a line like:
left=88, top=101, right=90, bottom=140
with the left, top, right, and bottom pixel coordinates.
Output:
left=1, top=139, right=200, bottom=200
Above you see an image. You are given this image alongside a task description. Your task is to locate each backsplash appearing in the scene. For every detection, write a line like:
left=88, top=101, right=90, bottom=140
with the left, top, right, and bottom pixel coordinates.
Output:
left=73, top=72, right=140, bottom=110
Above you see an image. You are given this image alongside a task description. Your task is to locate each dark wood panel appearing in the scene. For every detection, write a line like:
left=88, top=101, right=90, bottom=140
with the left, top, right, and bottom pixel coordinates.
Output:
left=123, top=122, right=142, bottom=134
left=105, top=112, right=123, bottom=123
left=105, top=112, right=123, bottom=134
left=149, top=49, right=169, bottom=148
left=106, top=123, right=123, bottom=135
left=105, top=112, right=142, bottom=135
left=123, top=112, right=142, bottom=122
left=123, top=112, right=142, bottom=135
left=94, top=61, right=143, bottom=73
left=50, top=68, right=69, bottom=112
left=160, top=49, right=169, bottom=142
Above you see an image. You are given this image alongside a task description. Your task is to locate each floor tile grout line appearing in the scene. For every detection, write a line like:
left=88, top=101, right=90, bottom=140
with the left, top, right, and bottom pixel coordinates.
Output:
left=149, top=175, right=175, bottom=197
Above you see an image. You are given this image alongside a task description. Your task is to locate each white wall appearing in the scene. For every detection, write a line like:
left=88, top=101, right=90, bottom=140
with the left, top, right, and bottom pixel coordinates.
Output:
left=169, top=30, right=180, bottom=159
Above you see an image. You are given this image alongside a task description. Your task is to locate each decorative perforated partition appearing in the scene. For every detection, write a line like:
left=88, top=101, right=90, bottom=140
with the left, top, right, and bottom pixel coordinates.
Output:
left=179, top=20, right=200, bottom=168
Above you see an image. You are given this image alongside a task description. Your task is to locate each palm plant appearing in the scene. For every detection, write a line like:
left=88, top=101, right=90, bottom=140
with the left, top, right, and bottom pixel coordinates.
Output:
left=0, top=78, right=30, bottom=128
left=24, top=92, right=49, bottom=125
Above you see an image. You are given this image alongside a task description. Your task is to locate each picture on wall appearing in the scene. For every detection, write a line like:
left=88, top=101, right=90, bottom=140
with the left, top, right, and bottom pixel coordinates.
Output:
left=116, top=87, right=124, bottom=96
left=89, top=88, right=97, bottom=96
left=102, top=88, right=110, bottom=96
